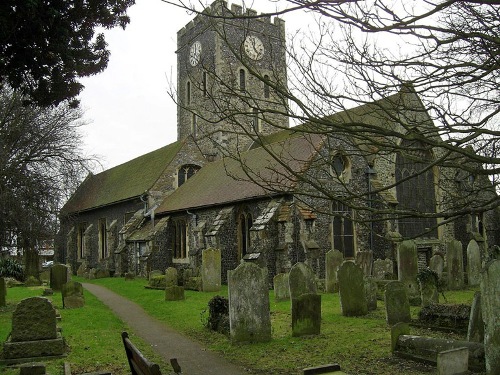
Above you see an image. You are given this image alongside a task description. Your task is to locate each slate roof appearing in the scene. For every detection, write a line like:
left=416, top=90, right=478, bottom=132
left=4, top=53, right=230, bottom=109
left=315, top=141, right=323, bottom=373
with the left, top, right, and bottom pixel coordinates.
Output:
left=156, top=133, right=325, bottom=214
left=61, top=141, right=184, bottom=214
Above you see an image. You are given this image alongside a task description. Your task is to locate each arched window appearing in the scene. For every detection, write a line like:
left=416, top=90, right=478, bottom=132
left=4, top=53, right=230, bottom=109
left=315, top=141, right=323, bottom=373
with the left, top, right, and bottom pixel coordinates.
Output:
left=173, top=219, right=187, bottom=259
left=395, top=138, right=437, bottom=238
left=263, top=74, right=270, bottom=98
left=331, top=200, right=354, bottom=258
left=330, top=153, right=351, bottom=182
left=238, top=212, right=253, bottom=258
left=177, top=164, right=201, bottom=187
left=239, top=69, right=246, bottom=91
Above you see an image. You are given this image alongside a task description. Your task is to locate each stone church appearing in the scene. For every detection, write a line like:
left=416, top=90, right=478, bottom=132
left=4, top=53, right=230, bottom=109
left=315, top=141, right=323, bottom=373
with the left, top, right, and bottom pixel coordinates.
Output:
left=57, top=1, right=499, bottom=283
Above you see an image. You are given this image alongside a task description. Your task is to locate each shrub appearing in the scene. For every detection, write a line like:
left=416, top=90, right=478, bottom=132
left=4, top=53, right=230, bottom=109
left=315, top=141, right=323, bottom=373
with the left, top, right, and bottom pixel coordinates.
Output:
left=0, top=258, right=25, bottom=281
left=202, top=295, right=229, bottom=335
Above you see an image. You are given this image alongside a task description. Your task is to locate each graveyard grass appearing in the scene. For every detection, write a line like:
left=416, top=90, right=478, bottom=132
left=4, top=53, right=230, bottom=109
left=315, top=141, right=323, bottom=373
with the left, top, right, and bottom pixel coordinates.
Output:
left=0, top=278, right=479, bottom=375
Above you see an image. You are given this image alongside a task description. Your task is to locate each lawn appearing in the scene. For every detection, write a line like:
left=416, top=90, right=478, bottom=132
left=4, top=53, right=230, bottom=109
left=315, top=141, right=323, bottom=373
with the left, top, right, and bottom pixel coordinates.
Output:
left=0, top=277, right=479, bottom=375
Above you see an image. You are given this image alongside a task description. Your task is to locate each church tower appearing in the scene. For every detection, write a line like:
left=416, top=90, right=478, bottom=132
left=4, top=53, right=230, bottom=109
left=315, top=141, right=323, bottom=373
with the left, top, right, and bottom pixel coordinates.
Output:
left=176, top=1, right=289, bottom=159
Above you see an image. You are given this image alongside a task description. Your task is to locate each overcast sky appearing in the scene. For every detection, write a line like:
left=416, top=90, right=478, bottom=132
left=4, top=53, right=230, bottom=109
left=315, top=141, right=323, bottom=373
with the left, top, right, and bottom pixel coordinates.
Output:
left=78, top=0, right=301, bottom=171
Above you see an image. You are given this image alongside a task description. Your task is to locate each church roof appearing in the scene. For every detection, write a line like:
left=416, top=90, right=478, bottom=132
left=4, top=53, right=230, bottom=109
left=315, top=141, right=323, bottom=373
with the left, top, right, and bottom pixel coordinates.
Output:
left=61, top=141, right=184, bottom=214
left=156, top=133, right=324, bottom=214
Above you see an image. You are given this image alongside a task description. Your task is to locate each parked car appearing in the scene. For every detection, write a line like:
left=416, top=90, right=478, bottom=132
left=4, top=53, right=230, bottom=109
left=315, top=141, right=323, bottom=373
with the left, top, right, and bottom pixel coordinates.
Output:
left=42, top=260, right=54, bottom=268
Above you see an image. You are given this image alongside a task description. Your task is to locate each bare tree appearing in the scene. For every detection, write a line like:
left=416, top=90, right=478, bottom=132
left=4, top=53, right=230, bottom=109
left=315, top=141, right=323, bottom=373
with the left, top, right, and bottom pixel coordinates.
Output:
left=0, top=87, right=94, bottom=267
left=165, top=0, right=500, bottom=241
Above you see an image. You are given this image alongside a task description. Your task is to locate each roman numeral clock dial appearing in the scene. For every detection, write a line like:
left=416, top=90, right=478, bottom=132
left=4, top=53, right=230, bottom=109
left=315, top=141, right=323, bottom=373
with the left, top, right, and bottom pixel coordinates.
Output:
left=189, top=41, right=201, bottom=66
left=244, top=35, right=264, bottom=61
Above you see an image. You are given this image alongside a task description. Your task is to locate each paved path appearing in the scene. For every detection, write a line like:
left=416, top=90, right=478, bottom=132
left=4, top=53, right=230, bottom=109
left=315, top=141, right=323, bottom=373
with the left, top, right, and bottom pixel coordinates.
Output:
left=82, top=283, right=248, bottom=375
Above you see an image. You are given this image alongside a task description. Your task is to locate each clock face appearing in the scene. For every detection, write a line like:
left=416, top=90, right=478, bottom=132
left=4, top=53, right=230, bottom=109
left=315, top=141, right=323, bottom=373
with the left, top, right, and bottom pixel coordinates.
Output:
left=189, top=41, right=202, bottom=66
left=244, top=35, right=264, bottom=60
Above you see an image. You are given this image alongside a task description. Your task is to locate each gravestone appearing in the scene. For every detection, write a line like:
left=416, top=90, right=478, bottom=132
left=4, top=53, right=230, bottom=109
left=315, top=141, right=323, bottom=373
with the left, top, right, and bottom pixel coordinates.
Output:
left=467, top=240, right=481, bottom=287
left=364, top=276, right=378, bottom=311
left=62, top=281, right=85, bottom=309
left=355, top=250, right=373, bottom=276
left=418, top=272, right=439, bottom=307
left=480, top=259, right=500, bottom=375
left=437, top=347, right=469, bottom=375
left=3, top=297, right=65, bottom=359
left=228, top=262, right=271, bottom=343
left=149, top=269, right=162, bottom=280
left=467, top=291, right=484, bottom=343
left=338, top=262, right=368, bottom=317
left=0, top=277, right=6, bottom=307
left=50, top=264, right=70, bottom=292
left=447, top=240, right=464, bottom=290
left=385, top=281, right=411, bottom=326
left=373, top=258, right=394, bottom=280
left=289, top=262, right=317, bottom=300
left=429, top=254, right=445, bottom=279
left=325, top=250, right=343, bottom=292
left=273, top=273, right=290, bottom=302
left=201, top=248, right=221, bottom=292
left=165, top=267, right=178, bottom=288
left=397, top=240, right=420, bottom=304
left=292, top=293, right=321, bottom=337
left=165, top=285, right=185, bottom=301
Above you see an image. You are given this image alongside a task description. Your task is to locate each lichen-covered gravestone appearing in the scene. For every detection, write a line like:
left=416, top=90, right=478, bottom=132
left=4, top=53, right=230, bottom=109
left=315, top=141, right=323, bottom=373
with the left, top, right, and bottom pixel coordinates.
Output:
left=228, top=262, right=271, bottom=343
left=3, top=297, right=65, bottom=359
left=429, top=254, right=444, bottom=279
left=325, top=250, right=343, bottom=292
left=289, top=262, right=317, bottom=300
left=0, top=277, right=6, bottom=307
left=480, top=259, right=500, bottom=375
left=50, top=264, right=71, bottom=292
left=397, top=240, right=420, bottom=304
left=338, top=261, right=368, bottom=317
left=165, top=285, right=185, bottom=301
left=201, top=248, right=221, bottom=292
left=373, top=258, right=394, bottom=280
left=355, top=250, right=373, bottom=276
left=385, top=281, right=411, bottom=326
left=418, top=272, right=439, bottom=307
left=273, top=273, right=290, bottom=302
left=364, top=276, right=378, bottom=311
left=467, top=239, right=481, bottom=287
left=165, top=267, right=178, bottom=287
left=447, top=240, right=464, bottom=290
left=62, top=281, right=85, bottom=309
left=467, top=291, right=484, bottom=343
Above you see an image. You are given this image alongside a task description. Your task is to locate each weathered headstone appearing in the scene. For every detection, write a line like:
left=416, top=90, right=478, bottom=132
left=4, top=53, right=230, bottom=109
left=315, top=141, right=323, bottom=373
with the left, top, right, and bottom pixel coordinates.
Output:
left=418, top=271, right=439, bottom=307
left=273, top=273, right=290, bottom=302
left=467, top=240, right=481, bottom=287
left=480, top=259, right=500, bottom=375
left=165, top=285, right=185, bottom=301
left=165, top=267, right=178, bottom=288
left=338, top=262, right=368, bottom=317
left=355, top=250, right=373, bottom=276
left=50, top=264, right=70, bottom=292
left=385, top=281, right=411, bottom=326
left=292, top=293, right=321, bottom=337
left=289, top=262, right=317, bottom=300
left=325, top=250, right=343, bottom=292
left=447, top=240, right=464, bottom=290
left=364, top=276, right=378, bottom=311
left=149, top=269, right=162, bottom=280
left=467, top=291, right=484, bottom=343
left=3, top=297, right=65, bottom=359
left=201, top=248, right=221, bottom=292
left=62, top=281, right=85, bottom=309
left=373, top=258, right=394, bottom=280
left=0, top=277, right=6, bottom=307
left=437, top=347, right=469, bottom=375
left=397, top=240, right=420, bottom=304
left=228, top=262, right=271, bottom=343
left=429, top=254, right=445, bottom=279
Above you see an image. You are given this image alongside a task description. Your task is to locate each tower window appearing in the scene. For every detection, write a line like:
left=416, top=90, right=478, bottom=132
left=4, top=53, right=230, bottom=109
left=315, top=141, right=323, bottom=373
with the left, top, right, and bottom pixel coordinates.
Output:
left=186, top=81, right=191, bottom=104
left=203, top=71, right=207, bottom=97
left=239, top=69, right=246, bottom=91
left=191, top=113, right=197, bottom=137
left=264, top=74, right=270, bottom=98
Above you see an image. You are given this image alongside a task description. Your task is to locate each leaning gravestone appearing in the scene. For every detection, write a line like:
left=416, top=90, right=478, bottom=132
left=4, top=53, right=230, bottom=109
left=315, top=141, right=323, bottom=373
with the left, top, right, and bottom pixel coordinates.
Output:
left=201, top=248, right=221, bottom=292
left=292, top=293, right=321, bottom=337
left=273, top=273, right=290, bottom=302
left=429, top=254, right=444, bottom=279
left=467, top=240, right=481, bottom=287
left=3, top=297, right=65, bottom=359
left=397, top=240, right=420, bottom=304
left=373, top=258, right=394, bottom=280
left=0, top=277, right=6, bottom=307
left=480, top=259, right=500, bottom=375
left=165, top=267, right=178, bottom=288
left=325, top=250, right=343, bottom=292
left=289, top=262, right=317, bottom=300
left=385, top=281, right=411, bottom=326
left=338, top=262, right=368, bottom=317
left=467, top=291, right=484, bottom=343
left=62, top=281, right=85, bottom=309
left=447, top=240, right=464, bottom=290
left=228, top=262, right=271, bottom=343
left=50, top=264, right=71, bottom=292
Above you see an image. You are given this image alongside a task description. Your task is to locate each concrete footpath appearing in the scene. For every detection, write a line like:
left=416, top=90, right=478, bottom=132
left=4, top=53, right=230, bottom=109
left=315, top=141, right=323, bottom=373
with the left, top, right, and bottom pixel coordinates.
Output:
left=82, top=283, right=248, bottom=375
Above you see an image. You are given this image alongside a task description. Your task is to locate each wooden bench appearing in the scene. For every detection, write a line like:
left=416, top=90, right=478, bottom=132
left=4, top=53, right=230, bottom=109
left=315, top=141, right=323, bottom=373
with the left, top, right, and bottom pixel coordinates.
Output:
left=121, top=331, right=182, bottom=375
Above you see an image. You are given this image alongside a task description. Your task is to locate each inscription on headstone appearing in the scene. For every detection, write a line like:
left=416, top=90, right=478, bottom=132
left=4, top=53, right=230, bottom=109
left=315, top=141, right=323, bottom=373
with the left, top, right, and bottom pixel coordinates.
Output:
left=201, top=248, right=221, bottom=292
left=467, top=240, right=481, bottom=287
left=50, top=264, right=71, bottom=292
left=397, top=240, right=420, bottom=304
left=325, top=250, right=343, bottom=292
left=338, top=262, right=368, bottom=317
left=385, top=281, right=411, bottom=326
left=62, top=281, right=85, bottom=309
left=273, top=273, right=290, bottom=302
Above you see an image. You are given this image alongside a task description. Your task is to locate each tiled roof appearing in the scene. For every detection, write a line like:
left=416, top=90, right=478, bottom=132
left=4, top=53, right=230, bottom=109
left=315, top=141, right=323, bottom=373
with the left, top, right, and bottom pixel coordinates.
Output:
left=61, top=141, right=184, bottom=214
left=156, top=133, right=325, bottom=214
